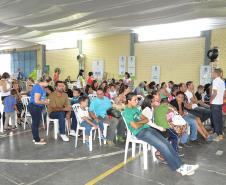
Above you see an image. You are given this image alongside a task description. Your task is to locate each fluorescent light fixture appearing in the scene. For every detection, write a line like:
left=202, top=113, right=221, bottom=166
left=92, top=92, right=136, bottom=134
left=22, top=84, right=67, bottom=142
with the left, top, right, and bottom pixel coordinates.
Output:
left=133, top=19, right=212, bottom=42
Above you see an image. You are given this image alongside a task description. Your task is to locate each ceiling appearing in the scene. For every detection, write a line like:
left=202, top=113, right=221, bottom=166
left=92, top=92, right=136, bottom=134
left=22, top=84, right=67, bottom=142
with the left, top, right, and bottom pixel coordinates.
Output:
left=1, top=0, right=226, bottom=50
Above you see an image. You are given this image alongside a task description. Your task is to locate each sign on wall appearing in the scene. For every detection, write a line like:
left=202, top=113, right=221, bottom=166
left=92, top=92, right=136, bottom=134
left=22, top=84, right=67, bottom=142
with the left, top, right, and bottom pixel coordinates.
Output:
left=128, top=56, right=136, bottom=77
left=151, top=65, right=160, bottom=84
left=119, top=56, right=126, bottom=76
left=92, top=60, right=104, bottom=80
left=200, top=65, right=212, bottom=85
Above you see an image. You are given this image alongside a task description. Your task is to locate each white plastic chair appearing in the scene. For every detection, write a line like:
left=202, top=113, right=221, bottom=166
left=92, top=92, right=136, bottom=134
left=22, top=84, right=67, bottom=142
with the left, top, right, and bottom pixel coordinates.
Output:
left=21, top=96, right=31, bottom=130
left=88, top=94, right=97, bottom=101
left=121, top=111, right=157, bottom=170
left=72, top=103, right=102, bottom=151
left=45, top=106, right=69, bottom=140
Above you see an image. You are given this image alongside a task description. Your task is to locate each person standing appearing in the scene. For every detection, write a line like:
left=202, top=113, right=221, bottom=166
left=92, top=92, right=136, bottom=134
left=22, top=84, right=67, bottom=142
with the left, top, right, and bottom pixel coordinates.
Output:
left=0, top=72, right=11, bottom=130
left=28, top=76, right=52, bottom=145
left=77, top=69, right=86, bottom=90
left=210, top=68, right=225, bottom=141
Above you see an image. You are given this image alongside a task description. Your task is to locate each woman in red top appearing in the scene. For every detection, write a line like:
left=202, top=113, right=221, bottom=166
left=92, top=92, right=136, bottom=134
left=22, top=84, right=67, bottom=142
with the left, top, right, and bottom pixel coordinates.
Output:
left=87, top=72, right=94, bottom=85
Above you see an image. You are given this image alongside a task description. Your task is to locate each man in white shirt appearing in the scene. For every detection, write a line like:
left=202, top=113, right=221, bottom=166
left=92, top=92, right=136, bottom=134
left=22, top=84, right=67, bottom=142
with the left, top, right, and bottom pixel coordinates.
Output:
left=210, top=68, right=225, bottom=141
left=185, top=81, right=210, bottom=122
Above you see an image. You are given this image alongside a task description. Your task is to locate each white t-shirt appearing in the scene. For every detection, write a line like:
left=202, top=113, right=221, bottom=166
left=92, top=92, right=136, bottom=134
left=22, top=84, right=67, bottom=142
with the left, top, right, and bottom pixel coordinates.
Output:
left=185, top=90, right=198, bottom=109
left=212, top=77, right=225, bottom=105
left=77, top=107, right=90, bottom=123
left=142, top=107, right=165, bottom=131
left=0, top=82, right=11, bottom=97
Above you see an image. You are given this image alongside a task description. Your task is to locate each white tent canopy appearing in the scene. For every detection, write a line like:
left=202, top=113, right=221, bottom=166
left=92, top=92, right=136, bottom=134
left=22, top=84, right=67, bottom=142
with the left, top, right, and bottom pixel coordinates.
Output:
left=1, top=0, right=226, bottom=49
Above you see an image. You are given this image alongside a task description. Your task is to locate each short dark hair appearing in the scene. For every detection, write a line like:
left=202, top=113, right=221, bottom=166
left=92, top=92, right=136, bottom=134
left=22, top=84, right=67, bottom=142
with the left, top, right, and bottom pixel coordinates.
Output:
left=97, top=87, right=104, bottom=92
left=11, top=89, right=17, bottom=95
left=176, top=91, right=185, bottom=97
left=73, top=88, right=81, bottom=94
left=45, top=85, right=54, bottom=92
left=126, top=92, right=137, bottom=104
left=186, top=81, right=193, bottom=87
left=168, top=81, right=174, bottom=84
left=88, top=72, right=93, bottom=76
left=78, top=96, right=89, bottom=103
left=197, top=85, right=204, bottom=89
left=55, top=81, right=64, bottom=87
left=2, top=72, right=10, bottom=79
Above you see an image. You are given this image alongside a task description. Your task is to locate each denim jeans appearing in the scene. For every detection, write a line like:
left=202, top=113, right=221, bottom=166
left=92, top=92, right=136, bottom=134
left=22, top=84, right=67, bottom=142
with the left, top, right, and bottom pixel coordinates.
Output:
left=80, top=120, right=104, bottom=136
left=181, top=114, right=198, bottom=143
left=71, top=111, right=77, bottom=131
left=28, top=103, right=43, bottom=142
left=167, top=128, right=179, bottom=153
left=187, top=107, right=210, bottom=122
left=136, top=127, right=182, bottom=171
left=49, top=111, right=66, bottom=135
left=210, top=104, right=223, bottom=135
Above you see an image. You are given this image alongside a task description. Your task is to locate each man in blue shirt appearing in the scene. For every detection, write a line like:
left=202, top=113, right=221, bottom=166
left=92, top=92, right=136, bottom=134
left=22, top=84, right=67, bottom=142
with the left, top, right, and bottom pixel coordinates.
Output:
left=89, top=88, right=119, bottom=146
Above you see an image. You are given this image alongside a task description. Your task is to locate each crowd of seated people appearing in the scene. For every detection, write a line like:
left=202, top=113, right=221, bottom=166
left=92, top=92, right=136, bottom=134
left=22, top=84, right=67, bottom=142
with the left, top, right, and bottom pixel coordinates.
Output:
left=0, top=69, right=225, bottom=176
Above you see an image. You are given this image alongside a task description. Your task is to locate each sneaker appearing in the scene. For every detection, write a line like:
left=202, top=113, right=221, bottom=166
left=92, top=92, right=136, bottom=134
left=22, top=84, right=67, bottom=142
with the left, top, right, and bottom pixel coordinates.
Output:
left=60, top=134, right=69, bottom=142
left=179, top=153, right=185, bottom=157
left=69, top=130, right=76, bottom=137
left=190, top=140, right=201, bottom=145
left=178, top=144, right=183, bottom=149
left=106, top=140, right=115, bottom=147
left=177, top=164, right=199, bottom=176
left=34, top=140, right=47, bottom=145
left=180, top=143, right=192, bottom=148
left=213, top=135, right=224, bottom=142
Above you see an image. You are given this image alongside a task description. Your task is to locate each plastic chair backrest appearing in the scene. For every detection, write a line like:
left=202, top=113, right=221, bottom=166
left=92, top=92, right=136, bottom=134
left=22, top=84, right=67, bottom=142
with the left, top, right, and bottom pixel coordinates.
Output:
left=21, top=96, right=30, bottom=106
left=88, top=94, right=97, bottom=101
left=121, top=111, right=133, bottom=137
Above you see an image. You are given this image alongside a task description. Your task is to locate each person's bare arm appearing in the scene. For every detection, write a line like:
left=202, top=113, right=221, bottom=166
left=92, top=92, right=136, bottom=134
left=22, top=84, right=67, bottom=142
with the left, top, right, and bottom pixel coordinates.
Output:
left=130, top=115, right=149, bottom=129
left=82, top=116, right=98, bottom=128
left=210, top=89, right=217, bottom=104
left=89, top=111, right=99, bottom=122
left=34, top=93, right=49, bottom=105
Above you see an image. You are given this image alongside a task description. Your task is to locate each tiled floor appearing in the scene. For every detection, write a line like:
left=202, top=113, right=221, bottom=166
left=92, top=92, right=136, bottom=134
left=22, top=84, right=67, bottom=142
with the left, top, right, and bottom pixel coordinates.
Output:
left=0, top=126, right=225, bottom=185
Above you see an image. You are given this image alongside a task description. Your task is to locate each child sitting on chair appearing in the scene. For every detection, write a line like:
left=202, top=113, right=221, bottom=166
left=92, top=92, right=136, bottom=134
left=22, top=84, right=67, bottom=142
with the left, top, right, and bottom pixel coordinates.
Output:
left=3, top=89, right=18, bottom=131
left=77, top=96, right=105, bottom=145
left=69, top=88, right=82, bottom=136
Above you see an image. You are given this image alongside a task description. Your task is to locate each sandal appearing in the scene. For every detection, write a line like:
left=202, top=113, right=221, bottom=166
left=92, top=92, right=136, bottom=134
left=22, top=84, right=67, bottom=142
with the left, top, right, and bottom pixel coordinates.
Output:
left=155, top=151, right=165, bottom=161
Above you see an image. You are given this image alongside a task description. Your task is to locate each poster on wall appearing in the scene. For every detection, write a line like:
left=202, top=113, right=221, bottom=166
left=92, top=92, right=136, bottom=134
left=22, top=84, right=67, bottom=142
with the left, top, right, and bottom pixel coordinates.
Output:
left=92, top=60, right=104, bottom=80
left=119, top=56, right=126, bottom=76
left=200, top=65, right=212, bottom=85
left=151, top=65, right=160, bottom=84
left=128, top=56, right=136, bottom=77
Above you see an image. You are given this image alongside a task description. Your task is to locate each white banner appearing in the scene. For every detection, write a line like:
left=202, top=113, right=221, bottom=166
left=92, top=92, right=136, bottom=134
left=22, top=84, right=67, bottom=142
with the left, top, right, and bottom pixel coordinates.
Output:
left=128, top=56, right=136, bottom=77
left=151, top=65, right=160, bottom=84
left=200, top=65, right=211, bottom=85
left=92, top=60, right=104, bottom=80
left=119, top=56, right=126, bottom=75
